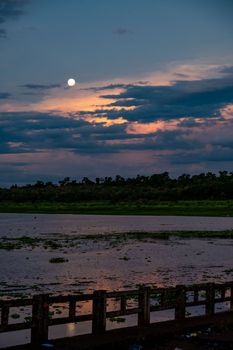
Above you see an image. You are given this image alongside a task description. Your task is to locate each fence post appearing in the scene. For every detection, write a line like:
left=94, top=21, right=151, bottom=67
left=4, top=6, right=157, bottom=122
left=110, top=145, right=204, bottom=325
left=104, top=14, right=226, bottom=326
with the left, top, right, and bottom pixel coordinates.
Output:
left=31, top=294, right=49, bottom=345
left=138, top=286, right=151, bottom=327
left=69, top=296, right=76, bottom=321
left=230, top=283, right=233, bottom=311
left=206, top=283, right=215, bottom=316
left=92, top=290, right=106, bottom=335
left=175, top=285, right=186, bottom=320
left=120, top=295, right=127, bottom=314
left=1, top=304, right=9, bottom=328
left=160, top=291, right=165, bottom=308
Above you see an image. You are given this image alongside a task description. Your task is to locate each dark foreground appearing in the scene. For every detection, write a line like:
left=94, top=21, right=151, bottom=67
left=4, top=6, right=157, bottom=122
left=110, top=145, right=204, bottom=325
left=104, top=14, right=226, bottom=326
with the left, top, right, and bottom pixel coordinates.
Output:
left=148, top=327, right=233, bottom=349
left=1, top=281, right=233, bottom=350
left=2, top=313, right=233, bottom=350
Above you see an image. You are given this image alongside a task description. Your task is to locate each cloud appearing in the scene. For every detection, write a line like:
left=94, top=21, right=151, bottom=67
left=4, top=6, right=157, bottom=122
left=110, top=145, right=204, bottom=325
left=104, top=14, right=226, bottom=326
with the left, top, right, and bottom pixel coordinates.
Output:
left=171, top=147, right=233, bottom=165
left=0, top=28, right=6, bottom=38
left=0, top=107, right=232, bottom=155
left=21, top=83, right=61, bottom=90
left=112, top=28, right=132, bottom=35
left=0, top=92, right=11, bottom=99
left=1, top=64, right=233, bottom=184
left=90, top=67, right=233, bottom=122
left=83, top=82, right=147, bottom=92
left=8, top=65, right=232, bottom=154
left=0, top=111, right=129, bottom=154
left=0, top=0, right=29, bottom=39
left=1, top=106, right=233, bottom=185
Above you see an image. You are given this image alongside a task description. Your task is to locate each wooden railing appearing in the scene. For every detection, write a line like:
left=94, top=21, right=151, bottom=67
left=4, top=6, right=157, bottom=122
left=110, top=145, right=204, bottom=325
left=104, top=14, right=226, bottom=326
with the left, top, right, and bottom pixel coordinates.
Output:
left=1, top=282, right=233, bottom=346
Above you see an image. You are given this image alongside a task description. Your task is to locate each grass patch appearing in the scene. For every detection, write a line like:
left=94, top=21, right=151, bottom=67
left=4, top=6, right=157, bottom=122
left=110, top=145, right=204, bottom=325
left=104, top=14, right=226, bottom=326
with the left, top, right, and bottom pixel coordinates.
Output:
left=0, top=200, right=233, bottom=216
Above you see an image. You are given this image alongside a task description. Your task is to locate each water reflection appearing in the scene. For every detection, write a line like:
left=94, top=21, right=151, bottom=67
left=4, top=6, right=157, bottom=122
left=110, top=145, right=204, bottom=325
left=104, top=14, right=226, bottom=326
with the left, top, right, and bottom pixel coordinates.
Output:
left=1, top=213, right=233, bottom=238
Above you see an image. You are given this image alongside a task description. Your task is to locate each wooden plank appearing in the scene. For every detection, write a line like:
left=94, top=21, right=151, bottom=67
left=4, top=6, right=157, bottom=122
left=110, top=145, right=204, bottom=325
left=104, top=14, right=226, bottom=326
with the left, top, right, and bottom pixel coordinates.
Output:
left=0, top=299, right=32, bottom=308
left=107, top=290, right=138, bottom=298
left=48, top=295, right=70, bottom=303
left=49, top=314, right=93, bottom=326
left=106, top=307, right=140, bottom=318
left=49, top=293, right=93, bottom=304
left=215, top=296, right=231, bottom=303
left=150, top=304, right=174, bottom=312
left=186, top=300, right=207, bottom=307
left=185, top=283, right=211, bottom=292
left=0, top=322, right=31, bottom=333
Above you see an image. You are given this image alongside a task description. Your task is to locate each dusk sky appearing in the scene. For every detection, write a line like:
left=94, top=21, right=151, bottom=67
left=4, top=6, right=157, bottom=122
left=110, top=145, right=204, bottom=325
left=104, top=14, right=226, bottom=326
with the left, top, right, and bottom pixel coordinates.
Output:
left=0, top=0, right=233, bottom=185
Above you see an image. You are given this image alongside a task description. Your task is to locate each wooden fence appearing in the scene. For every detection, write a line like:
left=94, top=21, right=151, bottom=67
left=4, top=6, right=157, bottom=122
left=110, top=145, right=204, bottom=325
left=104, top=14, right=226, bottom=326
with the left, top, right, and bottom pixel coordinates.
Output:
left=1, top=281, right=233, bottom=346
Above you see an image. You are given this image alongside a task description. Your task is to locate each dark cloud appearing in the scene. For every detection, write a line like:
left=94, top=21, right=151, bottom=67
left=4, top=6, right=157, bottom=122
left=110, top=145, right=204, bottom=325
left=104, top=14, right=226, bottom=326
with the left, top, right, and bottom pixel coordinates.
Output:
left=21, top=83, right=61, bottom=90
left=219, top=65, right=233, bottom=75
left=174, top=73, right=189, bottom=79
left=1, top=108, right=233, bottom=184
left=0, top=28, right=6, bottom=37
left=0, top=112, right=129, bottom=154
left=171, top=147, right=233, bottom=165
left=0, top=0, right=29, bottom=39
left=0, top=109, right=230, bottom=156
left=88, top=67, right=233, bottom=122
left=0, top=92, right=11, bottom=99
left=83, top=82, right=148, bottom=93
left=83, top=83, right=134, bottom=92
left=113, top=28, right=131, bottom=35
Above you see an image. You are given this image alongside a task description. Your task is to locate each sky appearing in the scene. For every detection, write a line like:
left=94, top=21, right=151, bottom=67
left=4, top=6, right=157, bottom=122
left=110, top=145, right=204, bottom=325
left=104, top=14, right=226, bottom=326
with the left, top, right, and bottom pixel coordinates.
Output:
left=0, top=0, right=233, bottom=185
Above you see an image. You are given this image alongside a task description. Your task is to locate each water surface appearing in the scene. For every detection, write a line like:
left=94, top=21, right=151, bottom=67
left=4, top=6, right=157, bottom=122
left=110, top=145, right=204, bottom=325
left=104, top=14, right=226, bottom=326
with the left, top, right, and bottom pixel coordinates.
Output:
left=1, top=213, right=233, bottom=237
left=1, top=214, right=233, bottom=347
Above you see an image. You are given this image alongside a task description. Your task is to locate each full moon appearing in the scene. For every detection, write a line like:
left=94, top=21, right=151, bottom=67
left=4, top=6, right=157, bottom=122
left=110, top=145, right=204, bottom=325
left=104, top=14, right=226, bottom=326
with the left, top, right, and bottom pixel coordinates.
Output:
left=67, top=78, right=76, bottom=87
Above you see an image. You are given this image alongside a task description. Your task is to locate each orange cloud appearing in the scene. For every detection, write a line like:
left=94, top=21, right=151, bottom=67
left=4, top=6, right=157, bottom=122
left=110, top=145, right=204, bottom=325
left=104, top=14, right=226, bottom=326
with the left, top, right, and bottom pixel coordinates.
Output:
left=126, top=120, right=178, bottom=134
left=220, top=104, right=233, bottom=120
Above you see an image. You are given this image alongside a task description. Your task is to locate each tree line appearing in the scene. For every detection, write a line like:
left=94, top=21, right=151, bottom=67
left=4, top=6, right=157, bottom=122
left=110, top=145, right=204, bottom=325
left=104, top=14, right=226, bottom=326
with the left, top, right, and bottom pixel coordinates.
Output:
left=0, top=171, right=233, bottom=202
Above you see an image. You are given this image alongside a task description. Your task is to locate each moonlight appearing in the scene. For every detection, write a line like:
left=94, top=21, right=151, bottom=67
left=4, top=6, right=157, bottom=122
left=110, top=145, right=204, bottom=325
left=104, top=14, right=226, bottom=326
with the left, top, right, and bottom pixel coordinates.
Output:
left=67, top=78, right=76, bottom=87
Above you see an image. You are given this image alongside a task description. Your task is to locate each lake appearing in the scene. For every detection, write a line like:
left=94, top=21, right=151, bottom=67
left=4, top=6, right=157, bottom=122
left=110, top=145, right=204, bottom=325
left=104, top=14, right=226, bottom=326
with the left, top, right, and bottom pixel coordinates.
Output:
left=1, top=213, right=233, bottom=296
left=1, top=213, right=233, bottom=237
left=1, top=213, right=233, bottom=347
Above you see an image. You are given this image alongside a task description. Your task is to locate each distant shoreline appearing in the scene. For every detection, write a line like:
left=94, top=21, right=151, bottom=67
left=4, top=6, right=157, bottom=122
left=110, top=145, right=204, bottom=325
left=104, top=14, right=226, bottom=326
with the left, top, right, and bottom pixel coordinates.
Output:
left=0, top=200, right=232, bottom=216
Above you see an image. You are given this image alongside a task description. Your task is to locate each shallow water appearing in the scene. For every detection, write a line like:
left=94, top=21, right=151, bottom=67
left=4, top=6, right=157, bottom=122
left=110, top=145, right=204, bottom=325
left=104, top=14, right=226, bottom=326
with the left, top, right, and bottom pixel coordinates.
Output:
left=1, top=213, right=233, bottom=237
left=1, top=237, right=233, bottom=297
left=1, top=214, right=233, bottom=296
left=1, top=214, right=233, bottom=347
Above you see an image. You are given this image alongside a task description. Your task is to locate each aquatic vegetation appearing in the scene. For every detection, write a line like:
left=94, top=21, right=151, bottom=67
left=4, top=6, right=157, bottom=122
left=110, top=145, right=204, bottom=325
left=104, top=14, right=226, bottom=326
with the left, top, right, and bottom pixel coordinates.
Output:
left=109, top=316, right=126, bottom=323
left=1, top=230, right=233, bottom=253
left=49, top=257, right=69, bottom=263
left=119, top=256, right=130, bottom=261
